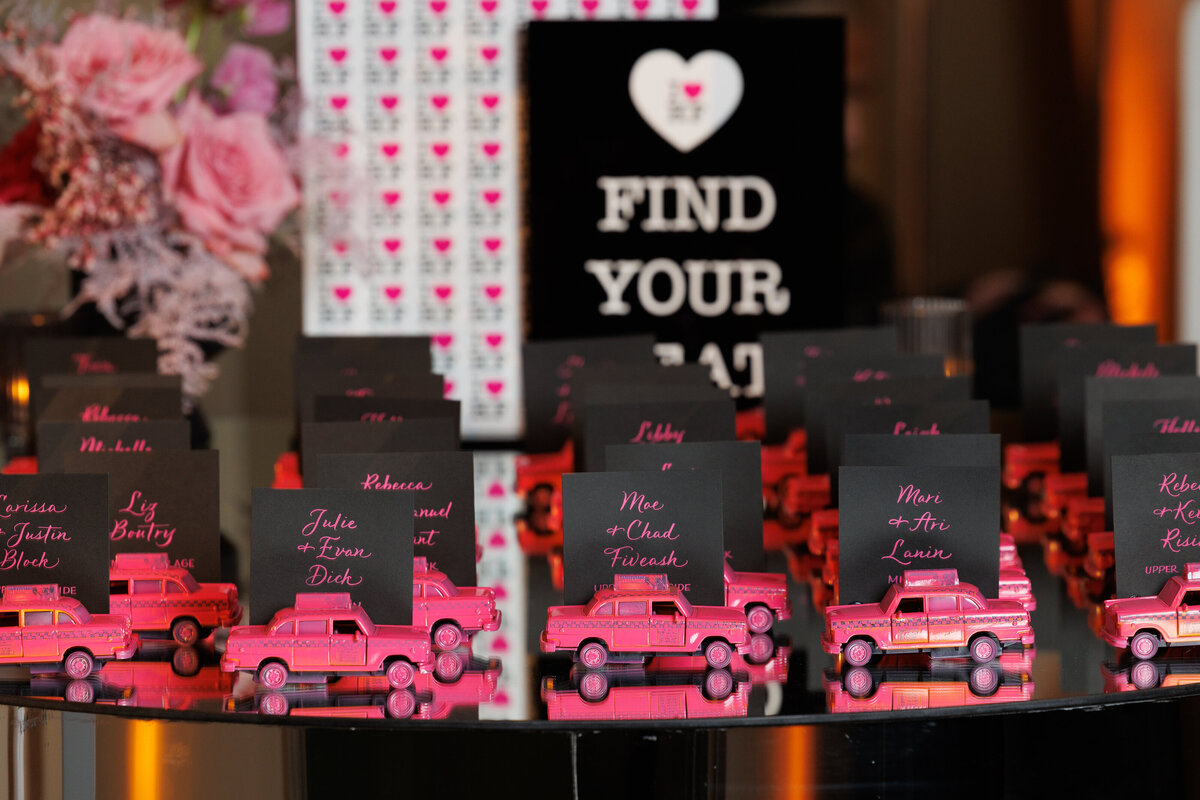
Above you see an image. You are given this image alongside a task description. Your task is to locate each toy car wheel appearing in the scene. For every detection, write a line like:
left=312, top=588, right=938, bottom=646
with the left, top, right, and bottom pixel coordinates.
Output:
left=65, top=680, right=94, bottom=704
left=704, top=640, right=733, bottom=669
left=579, top=670, right=609, bottom=702
left=171, top=647, right=201, bottom=677
left=843, top=639, right=874, bottom=667
left=63, top=650, right=94, bottom=680
left=969, top=635, right=1000, bottom=664
left=386, top=658, right=416, bottom=689
left=703, top=668, right=734, bottom=701
left=260, top=692, right=289, bottom=716
left=578, top=642, right=609, bottom=669
left=258, top=662, right=289, bottom=689
left=1130, top=631, right=1161, bottom=660
left=969, top=664, right=1000, bottom=696
left=386, top=689, right=417, bottom=719
left=746, top=606, right=775, bottom=634
left=171, top=618, right=201, bottom=646
left=1131, top=660, right=1161, bottom=690
left=432, top=622, right=464, bottom=651
left=845, top=666, right=874, bottom=698
left=746, top=633, right=774, bottom=665
left=434, top=651, right=466, bottom=682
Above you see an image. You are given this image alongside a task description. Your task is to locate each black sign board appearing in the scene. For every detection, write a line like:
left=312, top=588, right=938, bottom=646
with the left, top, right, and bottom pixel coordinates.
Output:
left=562, top=470, right=725, bottom=606
left=606, top=440, right=763, bottom=570
left=1112, top=453, right=1200, bottom=598
left=527, top=20, right=846, bottom=398
left=0, top=474, right=110, bottom=613
left=760, top=326, right=897, bottom=442
left=62, top=451, right=220, bottom=582
left=838, top=465, right=1000, bottom=605
left=39, top=387, right=182, bottom=425
left=315, top=451, right=477, bottom=588
left=250, top=488, right=414, bottom=625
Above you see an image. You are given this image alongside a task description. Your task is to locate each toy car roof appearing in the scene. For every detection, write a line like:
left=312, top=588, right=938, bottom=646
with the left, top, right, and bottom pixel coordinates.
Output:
left=1188, top=563, right=1200, bottom=582
left=614, top=574, right=669, bottom=591
left=902, top=570, right=960, bottom=589
left=112, top=553, right=171, bottom=571
left=2, top=584, right=60, bottom=602
left=292, top=593, right=354, bottom=611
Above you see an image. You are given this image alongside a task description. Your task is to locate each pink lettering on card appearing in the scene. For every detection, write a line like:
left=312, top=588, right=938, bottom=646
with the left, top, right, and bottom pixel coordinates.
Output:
left=361, top=474, right=434, bottom=491
left=893, top=421, right=940, bottom=435
left=629, top=421, right=685, bottom=444
left=1161, top=473, right=1200, bottom=497
left=1155, top=417, right=1200, bottom=434
left=1095, top=360, right=1160, bottom=378
left=81, top=405, right=142, bottom=422
left=71, top=354, right=115, bottom=374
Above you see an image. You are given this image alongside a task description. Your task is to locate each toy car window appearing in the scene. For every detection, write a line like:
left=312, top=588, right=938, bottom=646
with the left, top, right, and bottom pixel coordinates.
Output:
left=927, top=595, right=956, bottom=612
left=652, top=601, right=678, bottom=616
left=618, top=601, right=647, bottom=616
left=0, top=613, right=16, bottom=627
left=23, top=611, right=51, bottom=626
left=962, top=596, right=982, bottom=610
left=133, top=580, right=161, bottom=595
left=271, top=621, right=295, bottom=635
left=109, top=580, right=128, bottom=595
left=332, top=620, right=360, bottom=635
left=428, top=584, right=448, bottom=598
left=56, top=612, right=76, bottom=625
left=164, top=581, right=185, bottom=595
left=1183, top=591, right=1200, bottom=607
left=594, top=602, right=612, bottom=615
left=413, top=583, right=422, bottom=597
left=297, top=619, right=327, bottom=636
left=897, top=597, right=924, bottom=614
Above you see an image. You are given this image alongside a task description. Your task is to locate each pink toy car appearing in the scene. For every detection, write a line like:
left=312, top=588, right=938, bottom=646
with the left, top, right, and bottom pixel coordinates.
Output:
left=1100, top=563, right=1200, bottom=659
left=1000, top=568, right=1037, bottom=612
left=541, top=574, right=752, bottom=669
left=109, top=553, right=242, bottom=645
left=0, top=585, right=137, bottom=678
left=220, top=593, right=434, bottom=689
left=412, top=557, right=501, bottom=650
left=723, top=562, right=791, bottom=633
left=822, top=569, right=1035, bottom=666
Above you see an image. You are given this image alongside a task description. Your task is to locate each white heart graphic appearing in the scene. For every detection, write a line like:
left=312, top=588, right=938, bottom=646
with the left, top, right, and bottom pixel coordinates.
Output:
left=629, top=49, right=743, bottom=153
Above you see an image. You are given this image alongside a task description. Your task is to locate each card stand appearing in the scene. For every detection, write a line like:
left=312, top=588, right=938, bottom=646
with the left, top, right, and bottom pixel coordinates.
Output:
left=821, top=569, right=1036, bottom=668
left=272, top=451, right=304, bottom=489
left=822, top=657, right=1036, bottom=712
left=0, top=456, right=37, bottom=474
left=1002, top=442, right=1060, bottom=544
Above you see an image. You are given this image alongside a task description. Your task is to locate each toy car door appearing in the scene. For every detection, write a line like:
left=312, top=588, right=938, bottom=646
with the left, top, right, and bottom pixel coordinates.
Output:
left=614, top=599, right=650, bottom=650
left=109, top=579, right=132, bottom=619
left=294, top=618, right=330, bottom=668
left=890, top=596, right=930, bottom=645
left=20, top=609, right=59, bottom=662
left=412, top=580, right=432, bottom=629
left=0, top=612, right=19, bottom=660
left=1178, top=588, right=1200, bottom=638
left=131, top=579, right=168, bottom=628
left=329, top=617, right=368, bottom=667
left=927, top=594, right=964, bottom=645
left=649, top=600, right=685, bottom=648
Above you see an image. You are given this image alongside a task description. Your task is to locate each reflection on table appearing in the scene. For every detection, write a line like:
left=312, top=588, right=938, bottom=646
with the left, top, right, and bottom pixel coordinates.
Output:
left=823, top=653, right=1035, bottom=713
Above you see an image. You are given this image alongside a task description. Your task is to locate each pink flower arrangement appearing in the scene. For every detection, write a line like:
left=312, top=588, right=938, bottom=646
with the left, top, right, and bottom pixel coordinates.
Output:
left=0, top=7, right=300, bottom=400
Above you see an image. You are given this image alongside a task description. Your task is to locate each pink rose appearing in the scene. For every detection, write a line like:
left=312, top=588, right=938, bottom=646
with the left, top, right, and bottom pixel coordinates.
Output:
left=244, top=0, right=292, bottom=35
left=212, top=44, right=278, bottom=114
left=161, top=95, right=299, bottom=282
left=54, top=14, right=201, bottom=151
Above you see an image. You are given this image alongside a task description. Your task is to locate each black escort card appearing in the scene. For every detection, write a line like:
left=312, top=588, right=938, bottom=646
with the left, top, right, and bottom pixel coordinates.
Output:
left=843, top=434, right=1001, bottom=469
left=36, top=374, right=182, bottom=421
left=250, top=488, right=414, bottom=625
left=577, top=399, right=736, bottom=472
left=605, top=441, right=763, bottom=571
left=301, top=420, right=460, bottom=483
left=805, top=376, right=972, bottom=474
left=838, top=465, right=1000, bottom=605
left=562, top=470, right=725, bottom=606
left=39, top=387, right=182, bottom=424
left=24, top=338, right=159, bottom=424
left=760, top=326, right=897, bottom=442
left=1102, top=401, right=1200, bottom=529
left=1019, top=322, right=1157, bottom=442
left=295, top=335, right=433, bottom=374
left=1057, top=343, right=1197, bottom=472
left=1085, top=376, right=1200, bottom=495
left=313, top=397, right=461, bottom=440
left=38, top=421, right=190, bottom=474
left=61, top=451, right=220, bottom=582
left=1111, top=453, right=1200, bottom=597
left=315, top=452, right=477, bottom=588
left=522, top=336, right=656, bottom=453
left=0, top=474, right=110, bottom=613
left=527, top=20, right=845, bottom=400
left=821, top=400, right=991, bottom=480
left=296, top=371, right=446, bottom=426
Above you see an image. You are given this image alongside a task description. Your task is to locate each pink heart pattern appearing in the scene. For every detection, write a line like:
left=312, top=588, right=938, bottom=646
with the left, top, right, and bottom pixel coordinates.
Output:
left=485, top=334, right=503, bottom=348
left=683, top=82, right=702, bottom=99
left=481, top=94, right=500, bottom=110
left=433, top=238, right=452, bottom=253
left=383, top=238, right=402, bottom=253
left=330, top=96, right=348, bottom=110
left=330, top=48, right=348, bottom=63
left=483, top=238, right=502, bottom=252
left=380, top=95, right=399, bottom=110
left=430, top=0, right=447, bottom=12
left=380, top=47, right=397, bottom=62
left=432, top=190, right=451, bottom=205
left=433, top=334, right=454, bottom=348
left=481, top=0, right=498, bottom=11
left=485, top=381, right=504, bottom=396
left=480, top=47, right=499, bottom=62
left=488, top=532, right=506, bottom=548
left=333, top=286, right=352, bottom=301
left=492, top=583, right=508, bottom=599
left=379, top=0, right=397, bottom=11
left=482, top=190, right=501, bottom=205
left=481, top=142, right=500, bottom=158
left=431, top=142, right=450, bottom=158
left=443, top=381, right=455, bottom=397
left=333, top=240, right=349, bottom=255
left=430, top=95, right=449, bottom=110
left=382, top=191, right=401, bottom=206
left=430, top=47, right=448, bottom=62
left=434, top=285, right=453, bottom=300
left=383, top=286, right=402, bottom=301
left=488, top=481, right=505, bottom=497
left=381, top=143, right=399, bottom=158
left=329, top=1, right=346, bottom=13
left=334, top=142, right=350, bottom=159
left=484, top=285, right=503, bottom=300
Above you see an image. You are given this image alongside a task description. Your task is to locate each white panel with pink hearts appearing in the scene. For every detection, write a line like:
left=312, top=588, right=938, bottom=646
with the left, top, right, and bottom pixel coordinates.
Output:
left=299, top=0, right=716, bottom=438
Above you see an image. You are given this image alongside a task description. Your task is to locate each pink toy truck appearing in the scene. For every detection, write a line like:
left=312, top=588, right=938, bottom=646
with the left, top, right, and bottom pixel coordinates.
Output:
left=540, top=574, right=752, bottom=669
left=0, top=585, right=137, bottom=678
left=220, top=593, right=434, bottom=689
left=822, top=569, right=1035, bottom=666
left=412, top=557, right=501, bottom=650
left=723, top=561, right=791, bottom=633
left=1100, top=563, right=1200, bottom=659
left=109, top=553, right=242, bottom=645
